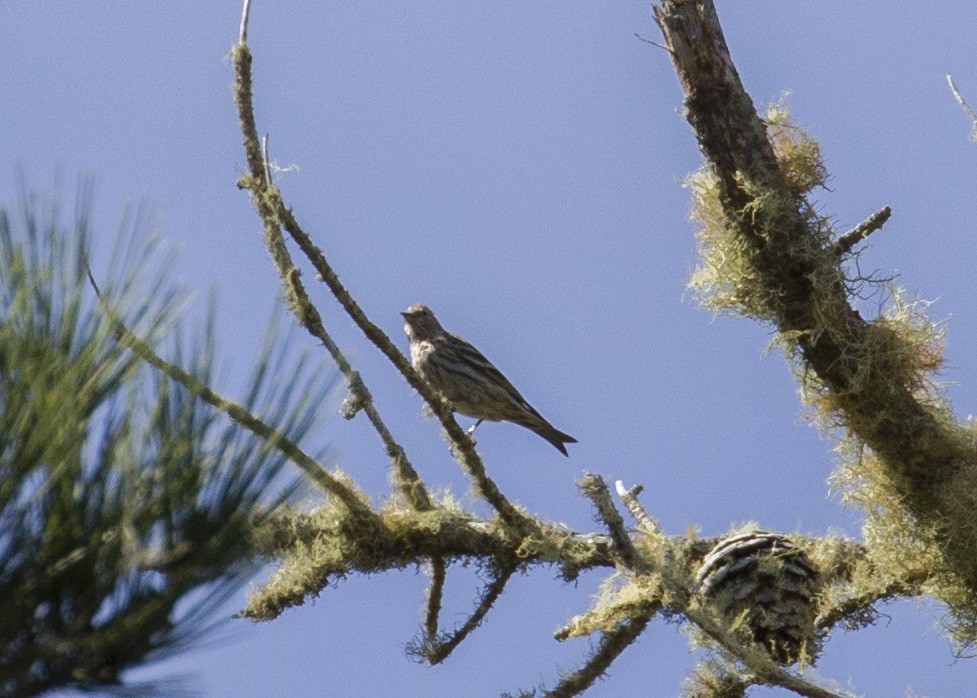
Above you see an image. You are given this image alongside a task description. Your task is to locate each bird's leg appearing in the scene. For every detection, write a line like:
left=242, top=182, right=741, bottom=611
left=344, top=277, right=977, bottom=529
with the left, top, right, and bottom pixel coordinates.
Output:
left=466, top=419, right=484, bottom=437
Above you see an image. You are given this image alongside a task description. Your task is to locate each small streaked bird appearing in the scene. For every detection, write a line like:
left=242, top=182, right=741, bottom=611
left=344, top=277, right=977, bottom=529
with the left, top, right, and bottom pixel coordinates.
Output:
left=402, top=304, right=577, bottom=456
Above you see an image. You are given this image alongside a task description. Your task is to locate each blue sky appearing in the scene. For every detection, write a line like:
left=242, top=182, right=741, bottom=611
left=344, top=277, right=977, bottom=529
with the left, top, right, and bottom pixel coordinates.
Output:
left=4, top=2, right=977, bottom=696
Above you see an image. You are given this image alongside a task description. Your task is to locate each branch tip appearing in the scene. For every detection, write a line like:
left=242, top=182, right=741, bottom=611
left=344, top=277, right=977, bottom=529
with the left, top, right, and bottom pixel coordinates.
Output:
left=831, top=206, right=892, bottom=257
left=615, top=479, right=662, bottom=537
left=239, top=0, right=252, bottom=44
left=580, top=473, right=641, bottom=570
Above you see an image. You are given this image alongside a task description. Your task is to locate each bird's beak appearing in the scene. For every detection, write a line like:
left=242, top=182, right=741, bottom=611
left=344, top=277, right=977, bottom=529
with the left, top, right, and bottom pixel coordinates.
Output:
left=400, top=312, right=409, bottom=319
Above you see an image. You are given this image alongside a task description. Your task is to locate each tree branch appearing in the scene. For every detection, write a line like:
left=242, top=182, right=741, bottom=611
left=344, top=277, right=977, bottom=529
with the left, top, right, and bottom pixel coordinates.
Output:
left=831, top=207, right=892, bottom=258
left=615, top=480, right=663, bottom=537
left=242, top=509, right=616, bottom=621
left=231, top=40, right=432, bottom=512
left=579, top=473, right=642, bottom=570
left=423, top=557, right=447, bottom=644
left=420, top=563, right=517, bottom=665
left=231, top=35, right=528, bottom=529
left=679, top=602, right=853, bottom=698
left=544, top=611, right=655, bottom=698
left=654, top=0, right=977, bottom=596
left=85, top=267, right=375, bottom=521
left=947, top=74, right=977, bottom=141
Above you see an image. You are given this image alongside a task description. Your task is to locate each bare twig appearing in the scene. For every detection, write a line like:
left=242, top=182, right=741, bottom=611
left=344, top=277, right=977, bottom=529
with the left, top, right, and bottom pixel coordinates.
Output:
left=633, top=32, right=671, bottom=52
left=261, top=133, right=272, bottom=185
left=85, top=266, right=375, bottom=520
left=830, top=207, right=892, bottom=257
left=614, top=480, right=663, bottom=537
left=239, top=0, right=252, bottom=44
left=947, top=74, right=977, bottom=141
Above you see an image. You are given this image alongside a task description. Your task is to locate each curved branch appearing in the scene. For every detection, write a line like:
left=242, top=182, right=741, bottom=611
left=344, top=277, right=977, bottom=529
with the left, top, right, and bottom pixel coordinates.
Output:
left=231, top=39, right=527, bottom=528
left=230, top=42, right=432, bottom=512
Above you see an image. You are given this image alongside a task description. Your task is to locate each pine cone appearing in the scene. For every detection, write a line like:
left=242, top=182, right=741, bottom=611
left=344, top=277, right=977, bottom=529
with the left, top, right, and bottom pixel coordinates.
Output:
left=694, top=530, right=819, bottom=664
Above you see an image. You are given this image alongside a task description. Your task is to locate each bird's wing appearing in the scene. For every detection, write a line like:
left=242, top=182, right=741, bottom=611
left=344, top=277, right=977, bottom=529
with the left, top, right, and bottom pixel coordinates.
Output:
left=441, top=333, right=541, bottom=414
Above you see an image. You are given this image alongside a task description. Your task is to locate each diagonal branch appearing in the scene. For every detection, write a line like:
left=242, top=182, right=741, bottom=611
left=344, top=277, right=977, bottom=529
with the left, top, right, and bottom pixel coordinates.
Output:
left=230, top=38, right=430, bottom=512
left=273, top=202, right=524, bottom=525
left=231, top=34, right=528, bottom=529
left=614, top=480, right=663, bottom=537
left=830, top=207, right=892, bottom=258
left=85, top=267, right=375, bottom=521
left=421, top=563, right=518, bottom=665
left=544, top=611, right=655, bottom=698
left=681, top=602, right=852, bottom=698
left=654, top=0, right=977, bottom=592
left=579, top=473, right=642, bottom=570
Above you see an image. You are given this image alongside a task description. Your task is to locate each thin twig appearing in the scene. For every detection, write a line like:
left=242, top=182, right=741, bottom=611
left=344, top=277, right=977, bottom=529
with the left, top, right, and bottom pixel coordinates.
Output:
left=231, top=43, right=432, bottom=513
left=85, top=266, right=375, bottom=520
left=424, top=557, right=447, bottom=643
left=282, top=243, right=431, bottom=511
left=544, top=611, right=655, bottom=698
left=947, top=74, right=977, bottom=140
left=579, top=473, right=641, bottom=570
left=614, top=480, right=663, bottom=537
left=239, top=0, right=252, bottom=44
left=261, top=133, right=272, bottom=185
left=633, top=32, right=671, bottom=52
left=830, top=207, right=892, bottom=257
left=425, top=564, right=517, bottom=665
left=231, top=41, right=527, bottom=528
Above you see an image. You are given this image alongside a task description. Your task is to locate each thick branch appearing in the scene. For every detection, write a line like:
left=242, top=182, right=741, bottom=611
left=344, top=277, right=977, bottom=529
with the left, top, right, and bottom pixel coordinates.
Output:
left=242, top=509, right=616, bottom=621
left=654, top=0, right=977, bottom=590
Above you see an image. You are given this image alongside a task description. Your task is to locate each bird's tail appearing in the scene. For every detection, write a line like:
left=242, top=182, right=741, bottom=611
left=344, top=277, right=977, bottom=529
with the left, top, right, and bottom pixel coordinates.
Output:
left=517, top=414, right=577, bottom=457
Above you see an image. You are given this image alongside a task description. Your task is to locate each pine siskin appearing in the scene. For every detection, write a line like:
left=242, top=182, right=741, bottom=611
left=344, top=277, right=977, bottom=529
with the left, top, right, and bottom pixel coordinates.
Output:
left=402, top=304, right=577, bottom=456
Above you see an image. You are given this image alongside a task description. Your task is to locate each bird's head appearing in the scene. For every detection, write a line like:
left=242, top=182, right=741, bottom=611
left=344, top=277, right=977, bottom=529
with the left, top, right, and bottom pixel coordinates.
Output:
left=402, top=304, right=445, bottom=342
